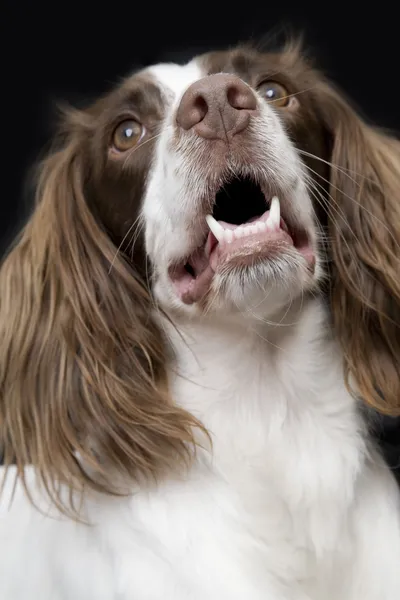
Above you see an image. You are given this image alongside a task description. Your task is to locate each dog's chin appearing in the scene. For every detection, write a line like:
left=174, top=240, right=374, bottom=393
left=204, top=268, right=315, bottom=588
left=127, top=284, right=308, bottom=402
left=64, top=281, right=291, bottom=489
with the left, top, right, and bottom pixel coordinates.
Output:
left=208, top=249, right=316, bottom=316
left=159, top=239, right=317, bottom=320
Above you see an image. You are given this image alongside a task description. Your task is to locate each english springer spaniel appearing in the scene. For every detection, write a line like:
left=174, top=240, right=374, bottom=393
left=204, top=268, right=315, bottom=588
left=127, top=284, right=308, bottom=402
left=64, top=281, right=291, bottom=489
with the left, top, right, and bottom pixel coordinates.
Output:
left=1, top=38, right=400, bottom=599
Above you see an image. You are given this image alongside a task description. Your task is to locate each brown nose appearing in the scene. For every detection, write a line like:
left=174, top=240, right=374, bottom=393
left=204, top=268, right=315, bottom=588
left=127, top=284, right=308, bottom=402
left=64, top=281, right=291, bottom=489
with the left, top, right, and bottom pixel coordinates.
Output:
left=176, top=74, right=257, bottom=141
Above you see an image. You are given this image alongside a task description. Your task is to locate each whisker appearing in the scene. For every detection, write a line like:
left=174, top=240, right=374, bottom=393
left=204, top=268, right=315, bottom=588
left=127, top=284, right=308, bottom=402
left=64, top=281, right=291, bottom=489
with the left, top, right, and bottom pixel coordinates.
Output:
left=128, top=219, right=145, bottom=262
left=122, top=128, right=171, bottom=169
left=298, top=148, right=379, bottom=186
left=305, top=165, right=400, bottom=253
left=306, top=173, right=357, bottom=237
left=268, top=86, right=319, bottom=105
left=108, top=214, right=143, bottom=274
left=308, top=177, right=391, bottom=297
left=306, top=182, right=365, bottom=292
left=305, top=172, right=353, bottom=232
left=307, top=181, right=354, bottom=250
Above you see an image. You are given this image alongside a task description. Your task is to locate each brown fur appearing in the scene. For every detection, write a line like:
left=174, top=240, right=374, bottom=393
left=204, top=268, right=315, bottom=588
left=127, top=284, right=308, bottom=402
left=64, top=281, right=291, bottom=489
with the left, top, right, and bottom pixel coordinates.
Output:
left=1, top=39, right=400, bottom=516
left=319, top=82, right=400, bottom=415
left=0, top=107, right=203, bottom=517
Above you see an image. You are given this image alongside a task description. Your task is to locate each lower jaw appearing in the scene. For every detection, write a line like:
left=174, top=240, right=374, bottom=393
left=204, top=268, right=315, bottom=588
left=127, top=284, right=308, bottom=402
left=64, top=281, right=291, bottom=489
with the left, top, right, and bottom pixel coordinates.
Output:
left=172, top=240, right=315, bottom=306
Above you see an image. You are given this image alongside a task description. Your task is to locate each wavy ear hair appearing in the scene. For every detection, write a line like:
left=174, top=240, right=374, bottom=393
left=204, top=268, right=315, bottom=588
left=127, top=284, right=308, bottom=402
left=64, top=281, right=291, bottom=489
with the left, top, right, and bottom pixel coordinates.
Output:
left=318, top=80, right=400, bottom=415
left=0, top=111, right=201, bottom=515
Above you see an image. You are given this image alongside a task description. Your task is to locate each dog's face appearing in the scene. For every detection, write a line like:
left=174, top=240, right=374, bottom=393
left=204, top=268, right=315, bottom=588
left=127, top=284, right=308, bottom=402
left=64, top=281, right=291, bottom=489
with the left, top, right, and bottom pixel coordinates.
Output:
left=89, top=45, right=329, bottom=318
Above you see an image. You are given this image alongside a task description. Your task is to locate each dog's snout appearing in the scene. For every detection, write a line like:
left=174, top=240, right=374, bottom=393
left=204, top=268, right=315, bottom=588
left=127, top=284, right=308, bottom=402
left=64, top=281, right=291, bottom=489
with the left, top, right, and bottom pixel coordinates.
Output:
left=176, top=74, right=257, bottom=141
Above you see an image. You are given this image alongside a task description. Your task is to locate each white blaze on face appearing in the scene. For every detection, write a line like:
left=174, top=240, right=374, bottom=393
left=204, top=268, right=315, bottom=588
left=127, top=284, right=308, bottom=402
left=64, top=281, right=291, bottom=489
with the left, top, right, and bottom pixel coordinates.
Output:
left=147, top=61, right=205, bottom=107
left=140, top=59, right=319, bottom=317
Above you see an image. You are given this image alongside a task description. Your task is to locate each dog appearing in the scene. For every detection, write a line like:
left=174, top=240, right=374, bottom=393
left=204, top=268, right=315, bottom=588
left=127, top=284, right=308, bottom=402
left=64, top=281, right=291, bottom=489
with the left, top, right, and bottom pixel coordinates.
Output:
left=1, top=38, right=400, bottom=599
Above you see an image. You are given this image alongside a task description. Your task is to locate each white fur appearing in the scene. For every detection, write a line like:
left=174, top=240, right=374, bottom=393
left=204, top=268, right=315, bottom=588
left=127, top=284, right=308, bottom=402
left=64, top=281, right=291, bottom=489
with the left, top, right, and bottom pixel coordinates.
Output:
left=1, top=60, right=400, bottom=599
left=144, top=61, right=318, bottom=316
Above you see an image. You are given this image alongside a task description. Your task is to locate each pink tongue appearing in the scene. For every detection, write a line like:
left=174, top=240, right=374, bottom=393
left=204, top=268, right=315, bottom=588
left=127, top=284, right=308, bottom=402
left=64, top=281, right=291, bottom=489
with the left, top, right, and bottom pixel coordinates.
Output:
left=189, top=247, right=211, bottom=275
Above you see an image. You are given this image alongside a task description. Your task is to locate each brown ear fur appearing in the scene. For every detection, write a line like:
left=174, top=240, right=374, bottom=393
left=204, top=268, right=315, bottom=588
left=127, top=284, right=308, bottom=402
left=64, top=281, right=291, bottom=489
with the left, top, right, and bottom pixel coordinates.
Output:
left=320, top=83, right=400, bottom=415
left=0, top=117, right=202, bottom=515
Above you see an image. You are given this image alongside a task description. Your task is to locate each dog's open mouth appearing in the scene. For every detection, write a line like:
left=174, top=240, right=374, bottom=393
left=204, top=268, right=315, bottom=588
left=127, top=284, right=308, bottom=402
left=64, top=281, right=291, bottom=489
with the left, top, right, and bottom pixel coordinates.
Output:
left=170, top=176, right=314, bottom=304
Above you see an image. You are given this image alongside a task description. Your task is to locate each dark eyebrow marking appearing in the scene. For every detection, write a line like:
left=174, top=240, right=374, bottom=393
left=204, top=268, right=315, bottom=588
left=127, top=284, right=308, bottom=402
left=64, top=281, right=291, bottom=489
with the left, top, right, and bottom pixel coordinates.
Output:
left=97, top=71, right=166, bottom=125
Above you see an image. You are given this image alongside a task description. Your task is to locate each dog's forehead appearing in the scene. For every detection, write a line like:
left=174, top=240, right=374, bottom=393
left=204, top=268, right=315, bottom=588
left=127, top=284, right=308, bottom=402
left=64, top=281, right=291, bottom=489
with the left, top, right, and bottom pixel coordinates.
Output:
left=139, top=48, right=271, bottom=102
left=144, top=59, right=206, bottom=102
left=133, top=47, right=301, bottom=105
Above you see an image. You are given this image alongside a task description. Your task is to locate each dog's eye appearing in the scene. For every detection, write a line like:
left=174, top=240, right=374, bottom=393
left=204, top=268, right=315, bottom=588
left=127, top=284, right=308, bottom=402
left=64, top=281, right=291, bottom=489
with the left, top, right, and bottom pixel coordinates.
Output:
left=257, top=81, right=291, bottom=108
left=112, top=119, right=145, bottom=152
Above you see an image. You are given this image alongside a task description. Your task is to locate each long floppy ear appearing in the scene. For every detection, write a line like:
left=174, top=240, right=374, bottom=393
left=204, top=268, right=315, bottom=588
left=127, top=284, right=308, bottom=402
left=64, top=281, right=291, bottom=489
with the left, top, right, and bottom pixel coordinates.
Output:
left=320, top=83, right=400, bottom=415
left=0, top=116, right=201, bottom=515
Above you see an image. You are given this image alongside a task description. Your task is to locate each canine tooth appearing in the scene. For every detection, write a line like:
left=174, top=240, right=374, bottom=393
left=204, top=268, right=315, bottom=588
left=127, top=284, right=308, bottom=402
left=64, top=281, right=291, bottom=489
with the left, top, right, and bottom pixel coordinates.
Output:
left=265, top=219, right=274, bottom=231
left=206, top=214, right=224, bottom=242
left=268, top=196, right=280, bottom=229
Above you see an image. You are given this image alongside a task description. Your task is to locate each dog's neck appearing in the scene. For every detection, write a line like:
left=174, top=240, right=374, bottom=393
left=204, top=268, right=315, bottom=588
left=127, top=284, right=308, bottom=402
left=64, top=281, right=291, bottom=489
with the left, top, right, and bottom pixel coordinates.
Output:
left=159, top=296, right=365, bottom=513
left=162, top=296, right=350, bottom=424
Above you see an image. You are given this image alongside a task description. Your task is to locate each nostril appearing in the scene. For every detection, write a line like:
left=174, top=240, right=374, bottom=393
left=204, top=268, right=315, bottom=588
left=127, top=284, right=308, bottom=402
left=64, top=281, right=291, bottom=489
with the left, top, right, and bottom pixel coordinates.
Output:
left=176, top=92, right=209, bottom=130
left=226, top=84, right=257, bottom=111
left=193, top=95, right=208, bottom=123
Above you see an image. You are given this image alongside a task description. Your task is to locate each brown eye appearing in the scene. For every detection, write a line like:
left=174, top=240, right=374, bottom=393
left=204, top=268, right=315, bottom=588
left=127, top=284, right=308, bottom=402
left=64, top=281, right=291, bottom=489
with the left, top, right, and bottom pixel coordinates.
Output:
left=257, top=81, right=291, bottom=108
left=112, top=119, right=144, bottom=152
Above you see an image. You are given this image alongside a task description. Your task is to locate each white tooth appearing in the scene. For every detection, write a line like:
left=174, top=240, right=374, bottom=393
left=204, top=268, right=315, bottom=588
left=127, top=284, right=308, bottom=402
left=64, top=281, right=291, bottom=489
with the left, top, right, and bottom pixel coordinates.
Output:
left=257, top=221, right=266, bottom=232
left=225, top=229, right=233, bottom=243
left=243, top=225, right=253, bottom=237
left=234, top=227, right=244, bottom=239
left=269, top=196, right=280, bottom=229
left=265, top=219, right=273, bottom=231
left=206, top=214, right=224, bottom=242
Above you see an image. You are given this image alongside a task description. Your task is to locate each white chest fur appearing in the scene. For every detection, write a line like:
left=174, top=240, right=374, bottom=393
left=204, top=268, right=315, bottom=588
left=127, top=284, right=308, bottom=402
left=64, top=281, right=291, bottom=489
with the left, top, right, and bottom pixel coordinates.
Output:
left=1, top=299, right=399, bottom=600
left=102, top=298, right=397, bottom=599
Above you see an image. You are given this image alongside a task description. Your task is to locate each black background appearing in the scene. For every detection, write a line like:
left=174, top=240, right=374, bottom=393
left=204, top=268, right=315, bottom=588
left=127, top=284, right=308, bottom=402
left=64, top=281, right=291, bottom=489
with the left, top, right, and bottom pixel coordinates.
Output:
left=2, top=1, right=400, bottom=471
left=3, top=2, right=400, bottom=249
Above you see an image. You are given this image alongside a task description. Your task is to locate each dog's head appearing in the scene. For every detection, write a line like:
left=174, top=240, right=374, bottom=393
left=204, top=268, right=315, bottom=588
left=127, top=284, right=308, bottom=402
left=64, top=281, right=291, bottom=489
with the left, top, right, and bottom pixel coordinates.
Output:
left=1, top=40, right=400, bottom=512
